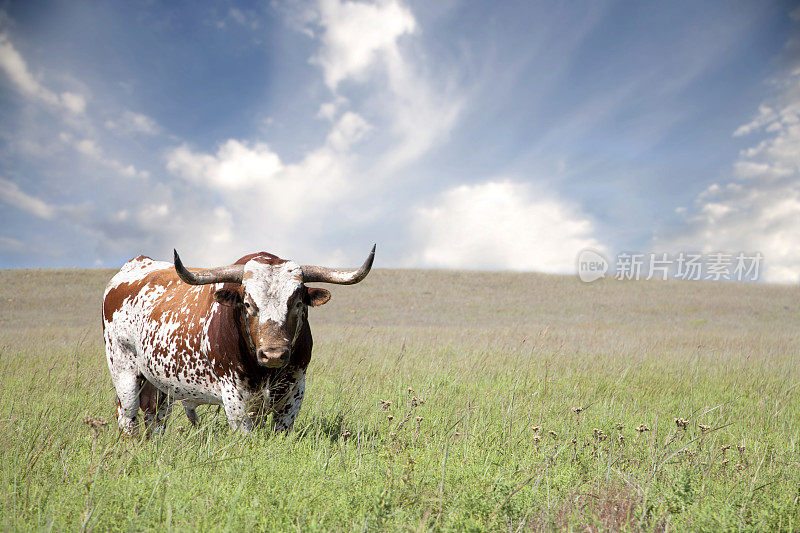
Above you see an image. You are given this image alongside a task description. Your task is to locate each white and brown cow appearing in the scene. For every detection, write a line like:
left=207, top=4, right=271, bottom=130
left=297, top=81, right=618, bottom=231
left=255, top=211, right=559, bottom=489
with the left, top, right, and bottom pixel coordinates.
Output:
left=102, top=246, right=375, bottom=435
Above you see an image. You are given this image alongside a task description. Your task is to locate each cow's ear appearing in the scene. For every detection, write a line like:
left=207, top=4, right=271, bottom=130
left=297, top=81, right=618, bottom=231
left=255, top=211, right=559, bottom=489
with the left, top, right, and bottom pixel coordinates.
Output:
left=305, top=287, right=331, bottom=307
left=214, top=289, right=243, bottom=307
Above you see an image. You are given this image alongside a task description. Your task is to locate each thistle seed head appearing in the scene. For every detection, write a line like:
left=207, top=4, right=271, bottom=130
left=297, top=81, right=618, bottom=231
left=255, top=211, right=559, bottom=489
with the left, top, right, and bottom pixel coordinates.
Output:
left=674, top=418, right=689, bottom=430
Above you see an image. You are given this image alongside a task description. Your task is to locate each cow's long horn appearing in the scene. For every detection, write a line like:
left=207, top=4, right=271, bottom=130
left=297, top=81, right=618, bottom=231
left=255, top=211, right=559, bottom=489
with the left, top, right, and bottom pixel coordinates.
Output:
left=173, top=249, right=244, bottom=285
left=301, top=244, right=375, bottom=285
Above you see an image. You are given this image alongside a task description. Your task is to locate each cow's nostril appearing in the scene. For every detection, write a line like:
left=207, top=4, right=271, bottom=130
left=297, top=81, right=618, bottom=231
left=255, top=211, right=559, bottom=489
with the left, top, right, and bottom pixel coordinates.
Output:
left=258, top=346, right=290, bottom=363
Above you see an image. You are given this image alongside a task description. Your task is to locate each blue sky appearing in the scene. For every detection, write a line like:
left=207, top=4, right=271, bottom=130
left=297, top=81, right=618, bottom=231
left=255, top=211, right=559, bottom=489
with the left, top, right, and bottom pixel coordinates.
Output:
left=0, top=1, right=798, bottom=281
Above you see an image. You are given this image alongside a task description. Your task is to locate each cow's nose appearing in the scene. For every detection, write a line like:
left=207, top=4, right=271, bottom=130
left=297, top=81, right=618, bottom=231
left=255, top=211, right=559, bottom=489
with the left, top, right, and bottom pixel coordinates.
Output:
left=257, top=346, right=290, bottom=366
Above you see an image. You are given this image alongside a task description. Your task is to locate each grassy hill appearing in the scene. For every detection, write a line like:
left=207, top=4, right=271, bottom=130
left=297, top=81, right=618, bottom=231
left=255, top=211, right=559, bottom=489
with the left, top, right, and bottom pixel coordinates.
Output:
left=0, top=268, right=798, bottom=530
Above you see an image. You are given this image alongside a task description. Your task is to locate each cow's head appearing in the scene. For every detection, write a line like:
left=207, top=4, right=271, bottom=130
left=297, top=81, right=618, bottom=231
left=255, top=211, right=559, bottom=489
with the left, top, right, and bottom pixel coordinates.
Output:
left=173, top=245, right=375, bottom=368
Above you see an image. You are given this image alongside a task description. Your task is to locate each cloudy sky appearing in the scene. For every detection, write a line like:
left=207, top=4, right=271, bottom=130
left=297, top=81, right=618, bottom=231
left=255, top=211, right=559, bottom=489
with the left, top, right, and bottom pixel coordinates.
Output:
left=0, top=1, right=798, bottom=281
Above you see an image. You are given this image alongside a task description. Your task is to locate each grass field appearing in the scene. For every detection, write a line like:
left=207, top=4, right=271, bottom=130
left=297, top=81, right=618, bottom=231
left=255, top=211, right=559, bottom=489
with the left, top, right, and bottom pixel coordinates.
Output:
left=0, top=267, right=798, bottom=531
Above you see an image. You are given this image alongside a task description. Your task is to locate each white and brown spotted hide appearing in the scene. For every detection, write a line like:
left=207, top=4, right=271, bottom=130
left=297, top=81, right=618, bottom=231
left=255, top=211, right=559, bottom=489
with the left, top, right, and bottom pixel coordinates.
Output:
left=102, top=252, right=319, bottom=435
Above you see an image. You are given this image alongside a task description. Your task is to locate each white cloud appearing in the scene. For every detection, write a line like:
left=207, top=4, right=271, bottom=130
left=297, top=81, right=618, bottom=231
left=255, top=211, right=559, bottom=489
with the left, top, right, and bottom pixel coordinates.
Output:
left=377, top=53, right=463, bottom=175
left=325, top=110, right=370, bottom=150
left=136, top=204, right=237, bottom=255
left=0, top=177, right=57, bottom=220
left=655, top=71, right=800, bottom=283
left=59, top=132, right=150, bottom=179
left=167, top=139, right=283, bottom=191
left=0, top=236, right=26, bottom=253
left=317, top=101, right=338, bottom=120
left=82, top=192, right=241, bottom=268
left=166, top=111, right=369, bottom=225
left=104, top=110, right=160, bottom=136
left=408, top=180, right=604, bottom=272
left=159, top=0, right=457, bottom=267
left=75, top=138, right=102, bottom=158
left=311, top=0, right=416, bottom=90
left=308, top=0, right=463, bottom=176
left=59, top=91, right=87, bottom=114
left=0, top=33, right=86, bottom=114
left=215, top=7, right=261, bottom=31
left=229, top=8, right=247, bottom=26
left=317, top=95, right=348, bottom=121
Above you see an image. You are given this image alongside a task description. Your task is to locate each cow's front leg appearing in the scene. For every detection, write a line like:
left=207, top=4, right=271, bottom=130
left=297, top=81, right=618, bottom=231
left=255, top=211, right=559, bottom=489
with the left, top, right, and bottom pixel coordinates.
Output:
left=220, top=385, right=253, bottom=434
left=270, top=370, right=306, bottom=432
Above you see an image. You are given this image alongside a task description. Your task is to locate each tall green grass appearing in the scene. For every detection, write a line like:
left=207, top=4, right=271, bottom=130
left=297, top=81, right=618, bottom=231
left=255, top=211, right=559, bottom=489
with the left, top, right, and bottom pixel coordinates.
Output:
left=0, top=268, right=798, bottom=531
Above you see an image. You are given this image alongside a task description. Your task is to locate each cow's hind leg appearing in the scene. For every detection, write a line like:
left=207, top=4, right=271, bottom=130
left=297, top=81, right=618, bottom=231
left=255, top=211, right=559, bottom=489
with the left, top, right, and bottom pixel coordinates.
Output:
left=105, top=334, right=141, bottom=435
left=113, top=372, right=140, bottom=436
left=140, top=379, right=173, bottom=436
left=183, top=401, right=200, bottom=426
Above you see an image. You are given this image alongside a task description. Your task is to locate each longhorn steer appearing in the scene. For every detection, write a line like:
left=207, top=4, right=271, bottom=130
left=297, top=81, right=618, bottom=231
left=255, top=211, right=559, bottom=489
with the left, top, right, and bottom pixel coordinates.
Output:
left=101, top=246, right=375, bottom=434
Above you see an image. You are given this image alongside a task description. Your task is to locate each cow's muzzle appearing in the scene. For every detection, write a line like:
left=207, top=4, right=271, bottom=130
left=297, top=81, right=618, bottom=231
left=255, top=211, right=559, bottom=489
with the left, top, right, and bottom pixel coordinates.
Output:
left=256, top=346, right=290, bottom=367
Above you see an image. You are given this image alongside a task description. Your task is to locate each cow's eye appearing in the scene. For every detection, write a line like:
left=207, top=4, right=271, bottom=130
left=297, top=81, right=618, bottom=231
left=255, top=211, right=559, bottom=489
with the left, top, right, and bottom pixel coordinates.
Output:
left=295, top=301, right=303, bottom=308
